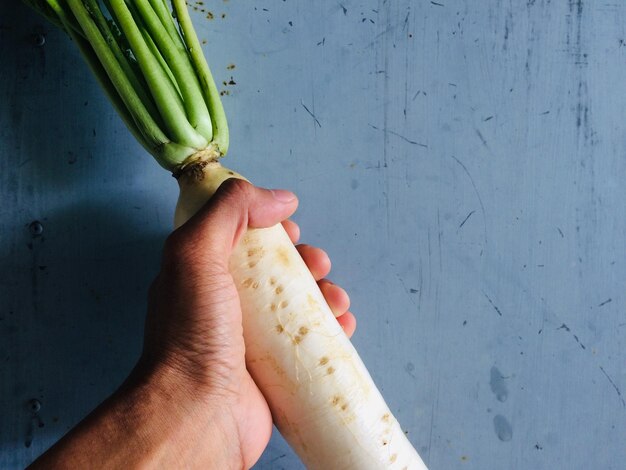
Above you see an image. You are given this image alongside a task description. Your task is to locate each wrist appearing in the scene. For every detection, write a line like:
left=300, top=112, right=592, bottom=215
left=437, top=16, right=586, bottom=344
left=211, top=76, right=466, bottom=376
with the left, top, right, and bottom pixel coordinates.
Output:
left=30, top=359, right=244, bottom=470
left=122, top=359, right=244, bottom=469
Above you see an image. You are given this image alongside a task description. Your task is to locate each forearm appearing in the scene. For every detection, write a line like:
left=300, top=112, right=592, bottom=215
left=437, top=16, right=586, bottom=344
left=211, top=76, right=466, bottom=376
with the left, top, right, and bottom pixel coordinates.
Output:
left=29, top=363, right=243, bottom=469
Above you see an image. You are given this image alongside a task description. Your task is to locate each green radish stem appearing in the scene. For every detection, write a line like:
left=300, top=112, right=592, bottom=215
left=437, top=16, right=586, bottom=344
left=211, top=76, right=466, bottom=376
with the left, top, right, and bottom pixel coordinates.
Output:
left=170, top=0, right=228, bottom=154
left=104, top=0, right=208, bottom=149
left=133, top=0, right=213, bottom=140
left=28, top=0, right=227, bottom=169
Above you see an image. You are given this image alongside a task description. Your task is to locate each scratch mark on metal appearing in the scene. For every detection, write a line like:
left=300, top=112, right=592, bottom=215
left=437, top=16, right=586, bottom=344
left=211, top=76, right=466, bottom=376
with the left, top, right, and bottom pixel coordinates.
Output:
left=557, top=323, right=586, bottom=349
left=450, top=155, right=488, bottom=246
left=301, top=101, right=321, bottom=127
left=369, top=124, right=427, bottom=147
left=396, top=274, right=418, bottom=308
left=402, top=9, right=410, bottom=31
left=599, top=366, right=626, bottom=408
left=270, top=453, right=288, bottom=463
left=572, top=334, right=586, bottom=350
left=475, top=129, right=488, bottom=147
left=598, top=298, right=612, bottom=307
left=483, top=292, right=502, bottom=316
left=458, top=210, right=476, bottom=229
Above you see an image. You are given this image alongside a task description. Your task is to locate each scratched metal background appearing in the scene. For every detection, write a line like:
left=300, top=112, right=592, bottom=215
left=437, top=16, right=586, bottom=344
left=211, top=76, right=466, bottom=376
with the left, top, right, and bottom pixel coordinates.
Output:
left=1, top=1, right=625, bottom=469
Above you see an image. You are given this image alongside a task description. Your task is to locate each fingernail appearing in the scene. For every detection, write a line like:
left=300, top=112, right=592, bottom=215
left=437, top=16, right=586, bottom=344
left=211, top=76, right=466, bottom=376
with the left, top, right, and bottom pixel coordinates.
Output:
left=270, top=189, right=296, bottom=203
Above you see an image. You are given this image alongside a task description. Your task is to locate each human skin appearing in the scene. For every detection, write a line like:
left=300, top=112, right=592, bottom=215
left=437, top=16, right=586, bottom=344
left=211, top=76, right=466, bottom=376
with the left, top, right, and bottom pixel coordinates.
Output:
left=29, top=180, right=356, bottom=470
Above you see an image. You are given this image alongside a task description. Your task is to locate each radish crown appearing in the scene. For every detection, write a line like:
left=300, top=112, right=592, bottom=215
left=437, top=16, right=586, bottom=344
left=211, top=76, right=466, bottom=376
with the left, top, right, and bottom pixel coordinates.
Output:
left=24, top=0, right=229, bottom=171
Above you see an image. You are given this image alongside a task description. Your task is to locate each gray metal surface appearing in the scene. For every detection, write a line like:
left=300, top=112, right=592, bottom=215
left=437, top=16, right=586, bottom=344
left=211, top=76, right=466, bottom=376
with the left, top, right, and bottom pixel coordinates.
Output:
left=1, top=1, right=625, bottom=469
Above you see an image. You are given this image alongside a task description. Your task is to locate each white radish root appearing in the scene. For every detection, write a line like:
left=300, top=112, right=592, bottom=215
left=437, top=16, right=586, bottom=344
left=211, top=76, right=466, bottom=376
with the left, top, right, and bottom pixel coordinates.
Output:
left=175, top=162, right=427, bottom=470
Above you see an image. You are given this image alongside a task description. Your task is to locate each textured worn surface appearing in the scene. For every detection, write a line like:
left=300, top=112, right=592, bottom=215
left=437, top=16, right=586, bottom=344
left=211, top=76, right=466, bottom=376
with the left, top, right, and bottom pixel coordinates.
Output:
left=1, top=1, right=625, bottom=469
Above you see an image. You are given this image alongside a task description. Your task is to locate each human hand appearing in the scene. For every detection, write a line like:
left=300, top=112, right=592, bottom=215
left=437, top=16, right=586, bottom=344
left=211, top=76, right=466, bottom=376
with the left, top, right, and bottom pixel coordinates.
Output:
left=29, top=179, right=355, bottom=470
left=140, top=179, right=356, bottom=468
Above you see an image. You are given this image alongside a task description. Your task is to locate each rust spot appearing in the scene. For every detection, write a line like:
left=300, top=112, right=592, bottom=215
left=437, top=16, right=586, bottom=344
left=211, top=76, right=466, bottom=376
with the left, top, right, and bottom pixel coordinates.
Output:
left=275, top=325, right=284, bottom=334
left=248, top=261, right=258, bottom=268
left=298, top=326, right=309, bottom=336
left=275, top=285, right=284, bottom=295
left=382, top=440, right=388, bottom=446
left=319, top=357, right=329, bottom=366
left=276, top=246, right=290, bottom=267
left=292, top=335, right=302, bottom=345
left=252, top=281, right=259, bottom=289
left=331, top=395, right=341, bottom=406
left=327, top=367, right=335, bottom=375
left=382, top=413, right=391, bottom=422
left=341, top=403, right=348, bottom=411
left=270, top=303, right=277, bottom=312
left=279, top=300, right=289, bottom=309
left=390, top=454, right=397, bottom=463
left=241, top=278, right=254, bottom=288
left=269, top=277, right=277, bottom=285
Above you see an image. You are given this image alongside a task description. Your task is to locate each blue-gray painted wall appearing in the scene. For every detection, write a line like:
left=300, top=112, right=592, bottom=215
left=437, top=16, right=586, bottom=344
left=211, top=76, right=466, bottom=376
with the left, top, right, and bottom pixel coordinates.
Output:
left=1, top=1, right=625, bottom=469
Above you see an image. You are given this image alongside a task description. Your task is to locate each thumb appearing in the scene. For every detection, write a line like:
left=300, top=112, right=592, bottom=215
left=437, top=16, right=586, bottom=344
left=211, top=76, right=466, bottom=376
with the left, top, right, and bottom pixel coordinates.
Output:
left=170, top=179, right=298, bottom=267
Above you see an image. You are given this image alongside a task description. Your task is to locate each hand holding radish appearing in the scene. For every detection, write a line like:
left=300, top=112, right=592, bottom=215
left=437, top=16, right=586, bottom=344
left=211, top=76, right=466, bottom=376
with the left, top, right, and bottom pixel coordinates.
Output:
left=143, top=179, right=356, bottom=467
left=30, top=180, right=357, bottom=469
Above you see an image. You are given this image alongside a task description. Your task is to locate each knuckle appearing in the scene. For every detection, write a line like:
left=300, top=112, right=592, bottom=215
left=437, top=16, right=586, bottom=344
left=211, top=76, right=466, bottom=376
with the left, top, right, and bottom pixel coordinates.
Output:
left=220, top=178, right=252, bottom=203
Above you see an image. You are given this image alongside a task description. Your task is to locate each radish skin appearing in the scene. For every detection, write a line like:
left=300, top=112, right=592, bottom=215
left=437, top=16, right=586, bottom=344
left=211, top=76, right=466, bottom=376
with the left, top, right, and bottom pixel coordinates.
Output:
left=175, top=162, right=428, bottom=470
